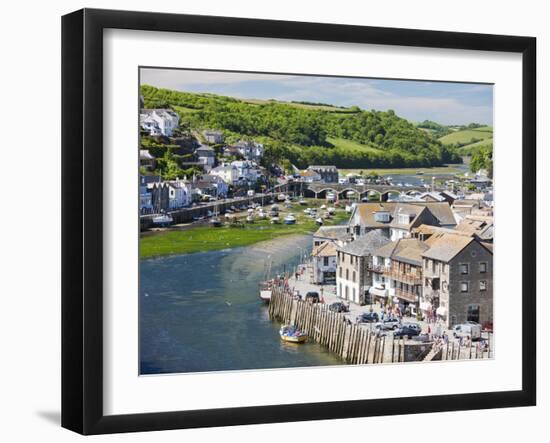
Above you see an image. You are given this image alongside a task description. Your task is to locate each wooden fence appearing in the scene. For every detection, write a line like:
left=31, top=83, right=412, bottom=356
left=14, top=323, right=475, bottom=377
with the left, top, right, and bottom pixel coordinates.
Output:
left=269, top=287, right=492, bottom=364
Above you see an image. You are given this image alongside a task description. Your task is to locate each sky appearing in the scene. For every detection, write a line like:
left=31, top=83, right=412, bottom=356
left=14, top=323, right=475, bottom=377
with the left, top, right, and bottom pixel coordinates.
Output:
left=140, top=68, right=493, bottom=126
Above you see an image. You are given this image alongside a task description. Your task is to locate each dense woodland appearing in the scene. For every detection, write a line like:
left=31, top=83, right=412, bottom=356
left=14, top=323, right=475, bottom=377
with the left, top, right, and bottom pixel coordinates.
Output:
left=140, top=85, right=464, bottom=170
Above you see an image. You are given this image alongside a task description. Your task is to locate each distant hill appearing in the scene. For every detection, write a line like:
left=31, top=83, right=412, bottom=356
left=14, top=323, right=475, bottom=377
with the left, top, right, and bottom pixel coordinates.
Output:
left=140, top=85, right=462, bottom=169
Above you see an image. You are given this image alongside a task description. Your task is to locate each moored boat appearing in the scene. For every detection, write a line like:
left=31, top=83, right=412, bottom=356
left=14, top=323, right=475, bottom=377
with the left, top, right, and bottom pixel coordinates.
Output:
left=284, top=213, right=296, bottom=224
left=270, top=216, right=280, bottom=224
left=279, top=325, right=308, bottom=343
left=152, top=214, right=173, bottom=226
left=210, top=217, right=222, bottom=227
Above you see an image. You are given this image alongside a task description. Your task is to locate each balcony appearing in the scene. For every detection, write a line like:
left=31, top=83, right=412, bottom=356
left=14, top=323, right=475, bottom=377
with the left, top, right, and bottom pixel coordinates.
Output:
left=367, top=263, right=388, bottom=273
left=395, top=288, right=418, bottom=303
left=383, top=269, right=422, bottom=285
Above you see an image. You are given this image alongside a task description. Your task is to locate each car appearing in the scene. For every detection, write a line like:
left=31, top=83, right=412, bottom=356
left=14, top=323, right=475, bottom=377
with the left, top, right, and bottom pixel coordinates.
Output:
left=394, top=323, right=421, bottom=338
left=305, top=291, right=320, bottom=303
left=356, top=312, right=379, bottom=323
left=329, top=302, right=349, bottom=313
left=453, top=321, right=482, bottom=341
left=375, top=317, right=401, bottom=330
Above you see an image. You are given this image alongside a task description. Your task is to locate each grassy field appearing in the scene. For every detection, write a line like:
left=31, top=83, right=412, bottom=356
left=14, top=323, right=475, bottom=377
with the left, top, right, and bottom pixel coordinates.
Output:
left=338, top=165, right=463, bottom=175
left=439, top=128, right=493, bottom=145
left=326, top=137, right=384, bottom=154
left=242, top=98, right=358, bottom=113
left=458, top=138, right=493, bottom=151
left=140, top=201, right=349, bottom=259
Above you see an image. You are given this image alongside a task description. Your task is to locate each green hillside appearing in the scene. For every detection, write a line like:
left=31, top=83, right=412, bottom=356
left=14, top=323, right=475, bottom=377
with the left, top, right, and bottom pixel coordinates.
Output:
left=141, top=85, right=462, bottom=169
left=439, top=127, right=493, bottom=146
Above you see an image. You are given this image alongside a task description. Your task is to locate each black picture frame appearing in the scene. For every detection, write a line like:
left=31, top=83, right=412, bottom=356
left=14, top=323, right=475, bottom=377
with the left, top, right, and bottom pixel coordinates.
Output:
left=62, top=8, right=537, bottom=435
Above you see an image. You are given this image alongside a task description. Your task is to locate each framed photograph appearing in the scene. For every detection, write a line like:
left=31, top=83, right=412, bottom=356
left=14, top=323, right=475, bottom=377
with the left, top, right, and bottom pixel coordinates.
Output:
left=62, top=8, right=536, bottom=435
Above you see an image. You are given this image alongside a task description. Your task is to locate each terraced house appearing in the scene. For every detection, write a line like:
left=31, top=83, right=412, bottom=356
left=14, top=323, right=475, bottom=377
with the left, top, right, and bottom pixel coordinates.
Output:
left=335, top=230, right=391, bottom=305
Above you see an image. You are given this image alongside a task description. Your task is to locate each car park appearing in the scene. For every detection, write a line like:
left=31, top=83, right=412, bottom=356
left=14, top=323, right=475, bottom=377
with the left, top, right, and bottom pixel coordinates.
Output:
left=375, top=317, right=400, bottom=330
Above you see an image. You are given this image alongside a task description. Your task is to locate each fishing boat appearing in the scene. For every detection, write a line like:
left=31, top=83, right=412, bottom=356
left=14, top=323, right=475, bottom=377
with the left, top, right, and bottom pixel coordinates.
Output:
left=315, top=217, right=324, bottom=225
left=284, top=213, right=296, bottom=225
left=270, top=216, right=280, bottom=224
left=299, top=198, right=307, bottom=205
left=279, top=325, right=308, bottom=343
left=152, top=213, right=173, bottom=226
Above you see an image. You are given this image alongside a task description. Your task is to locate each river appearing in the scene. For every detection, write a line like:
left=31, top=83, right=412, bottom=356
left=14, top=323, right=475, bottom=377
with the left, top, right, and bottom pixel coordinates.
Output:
left=139, top=234, right=344, bottom=374
left=386, top=163, right=470, bottom=187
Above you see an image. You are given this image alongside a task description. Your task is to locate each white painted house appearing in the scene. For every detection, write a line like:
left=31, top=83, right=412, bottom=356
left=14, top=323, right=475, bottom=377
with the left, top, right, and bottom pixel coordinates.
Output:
left=210, top=164, right=239, bottom=184
left=166, top=180, right=192, bottom=209
left=312, top=242, right=338, bottom=284
left=140, top=109, right=180, bottom=136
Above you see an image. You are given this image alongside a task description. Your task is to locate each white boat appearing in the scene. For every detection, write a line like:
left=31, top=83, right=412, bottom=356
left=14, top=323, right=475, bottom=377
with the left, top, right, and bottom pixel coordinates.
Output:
left=259, top=288, right=272, bottom=303
left=248, top=208, right=254, bottom=214
left=320, top=204, right=327, bottom=210
left=326, top=192, right=336, bottom=202
left=345, top=205, right=352, bottom=213
left=299, top=198, right=307, bottom=205
left=258, top=210, right=268, bottom=219
left=152, top=214, right=173, bottom=226
left=284, top=214, right=296, bottom=224
left=327, top=207, right=336, bottom=214
left=271, top=216, right=280, bottom=224
left=210, top=217, right=222, bottom=227
left=277, top=193, right=287, bottom=201
left=315, top=217, right=323, bottom=225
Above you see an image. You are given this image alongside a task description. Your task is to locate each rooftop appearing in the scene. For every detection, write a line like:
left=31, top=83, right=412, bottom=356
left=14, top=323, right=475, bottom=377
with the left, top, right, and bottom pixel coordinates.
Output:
left=337, top=230, right=391, bottom=257
left=312, top=241, right=338, bottom=257
left=421, top=233, right=475, bottom=262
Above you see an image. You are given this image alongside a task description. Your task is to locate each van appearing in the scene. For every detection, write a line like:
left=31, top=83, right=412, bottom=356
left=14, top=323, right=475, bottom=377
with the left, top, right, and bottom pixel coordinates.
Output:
left=453, top=321, right=482, bottom=341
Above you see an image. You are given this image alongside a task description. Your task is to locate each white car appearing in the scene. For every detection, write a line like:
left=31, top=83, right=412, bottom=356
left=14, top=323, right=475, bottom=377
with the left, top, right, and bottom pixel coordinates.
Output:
left=453, top=322, right=482, bottom=341
left=375, top=318, right=401, bottom=330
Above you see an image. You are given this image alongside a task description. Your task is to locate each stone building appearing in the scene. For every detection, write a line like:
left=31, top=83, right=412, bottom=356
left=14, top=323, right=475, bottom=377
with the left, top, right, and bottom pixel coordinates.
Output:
left=335, top=230, right=391, bottom=305
left=421, top=232, right=493, bottom=328
left=307, top=165, right=339, bottom=183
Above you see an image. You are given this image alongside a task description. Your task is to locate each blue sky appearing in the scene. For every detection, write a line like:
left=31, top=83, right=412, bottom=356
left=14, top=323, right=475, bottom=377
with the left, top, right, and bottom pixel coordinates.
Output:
left=140, top=68, right=493, bottom=125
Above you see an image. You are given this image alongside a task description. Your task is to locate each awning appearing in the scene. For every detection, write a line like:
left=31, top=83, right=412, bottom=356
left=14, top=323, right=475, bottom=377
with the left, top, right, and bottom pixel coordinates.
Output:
left=436, top=306, right=447, bottom=316
left=369, top=287, right=387, bottom=297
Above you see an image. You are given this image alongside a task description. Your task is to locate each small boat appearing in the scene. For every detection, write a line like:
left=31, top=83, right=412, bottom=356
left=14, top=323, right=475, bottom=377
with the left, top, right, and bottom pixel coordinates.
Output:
left=416, top=171, right=424, bottom=175
left=303, top=208, right=311, bottom=214
left=320, top=204, right=326, bottom=210
left=258, top=210, right=268, bottom=219
left=345, top=205, right=352, bottom=213
left=248, top=208, right=254, bottom=214
left=152, top=214, right=173, bottom=226
left=246, top=215, right=255, bottom=223
left=315, top=217, right=324, bottom=225
left=210, top=217, right=222, bottom=227
left=284, top=214, right=296, bottom=225
left=326, top=192, right=336, bottom=202
left=259, top=282, right=272, bottom=303
left=299, top=198, right=307, bottom=205
left=271, top=216, right=280, bottom=224
left=279, top=325, right=308, bottom=343
left=327, top=207, right=336, bottom=215
left=277, top=193, right=287, bottom=201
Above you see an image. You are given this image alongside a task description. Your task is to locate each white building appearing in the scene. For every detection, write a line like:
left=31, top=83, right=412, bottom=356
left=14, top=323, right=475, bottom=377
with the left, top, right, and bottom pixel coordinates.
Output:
left=140, top=109, right=180, bottom=136
left=166, top=180, right=192, bottom=209
left=235, top=140, right=264, bottom=161
left=231, top=160, right=260, bottom=183
left=312, top=242, right=338, bottom=284
left=210, top=164, right=239, bottom=184
left=195, top=145, right=216, bottom=169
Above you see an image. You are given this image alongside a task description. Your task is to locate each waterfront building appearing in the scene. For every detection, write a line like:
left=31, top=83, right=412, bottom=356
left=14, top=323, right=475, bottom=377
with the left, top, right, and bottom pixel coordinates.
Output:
left=139, top=175, right=154, bottom=213
left=311, top=241, right=338, bottom=284
left=307, top=165, right=339, bottom=183
left=336, top=230, right=391, bottom=305
left=370, top=238, right=429, bottom=313
left=139, top=149, right=156, bottom=171
left=348, top=201, right=457, bottom=240
left=231, top=160, right=261, bottom=183
left=421, top=232, right=493, bottom=328
left=298, top=169, right=322, bottom=183
left=210, top=164, right=239, bottom=185
left=139, top=109, right=180, bottom=137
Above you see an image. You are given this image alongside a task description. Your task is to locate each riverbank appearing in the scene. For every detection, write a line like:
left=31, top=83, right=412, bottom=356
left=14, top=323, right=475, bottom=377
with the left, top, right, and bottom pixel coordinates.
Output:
left=140, top=203, right=349, bottom=259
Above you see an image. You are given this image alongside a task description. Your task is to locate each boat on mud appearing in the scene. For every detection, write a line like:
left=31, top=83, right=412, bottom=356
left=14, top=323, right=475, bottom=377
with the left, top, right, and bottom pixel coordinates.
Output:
left=284, top=213, right=296, bottom=224
left=279, top=325, right=308, bottom=343
left=152, top=213, right=173, bottom=226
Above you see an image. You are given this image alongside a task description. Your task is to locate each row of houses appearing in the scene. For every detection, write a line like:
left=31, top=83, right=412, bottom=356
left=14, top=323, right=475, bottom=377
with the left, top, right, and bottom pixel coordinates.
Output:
left=139, top=174, right=229, bottom=213
left=311, top=201, right=493, bottom=328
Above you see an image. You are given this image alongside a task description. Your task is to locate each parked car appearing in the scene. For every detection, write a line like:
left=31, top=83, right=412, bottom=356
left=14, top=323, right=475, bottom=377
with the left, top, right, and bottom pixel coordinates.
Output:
left=329, top=302, right=349, bottom=313
left=394, top=323, right=421, bottom=338
left=356, top=312, right=379, bottom=323
left=305, top=291, right=320, bottom=303
left=453, top=321, right=482, bottom=341
left=375, top=318, right=401, bottom=330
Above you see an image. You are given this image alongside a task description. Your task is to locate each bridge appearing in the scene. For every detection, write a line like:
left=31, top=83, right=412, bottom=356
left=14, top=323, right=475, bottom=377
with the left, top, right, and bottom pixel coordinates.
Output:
left=304, top=183, right=428, bottom=201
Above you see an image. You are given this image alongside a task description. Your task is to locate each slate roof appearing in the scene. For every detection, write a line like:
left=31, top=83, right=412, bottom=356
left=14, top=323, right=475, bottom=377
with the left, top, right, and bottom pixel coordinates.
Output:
left=313, top=226, right=351, bottom=241
left=391, top=238, right=430, bottom=266
left=337, top=230, right=391, bottom=257
left=421, top=233, right=475, bottom=262
left=312, top=241, right=338, bottom=257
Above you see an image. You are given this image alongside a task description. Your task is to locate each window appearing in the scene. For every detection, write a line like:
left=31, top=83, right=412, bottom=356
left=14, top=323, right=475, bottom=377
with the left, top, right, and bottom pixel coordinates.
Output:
left=479, top=262, right=487, bottom=273
left=352, top=271, right=356, bottom=282
left=339, top=283, right=342, bottom=297
left=460, top=263, right=470, bottom=275
left=339, top=268, right=342, bottom=278
left=323, top=257, right=329, bottom=266
left=460, top=281, right=469, bottom=293
left=479, top=280, right=487, bottom=291
left=346, top=269, right=349, bottom=280
left=467, top=304, right=480, bottom=323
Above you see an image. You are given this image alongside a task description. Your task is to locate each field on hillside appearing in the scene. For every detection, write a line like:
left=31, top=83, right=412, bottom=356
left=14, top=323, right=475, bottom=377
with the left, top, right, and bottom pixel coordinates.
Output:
left=458, top=138, right=493, bottom=151
left=439, top=128, right=493, bottom=145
